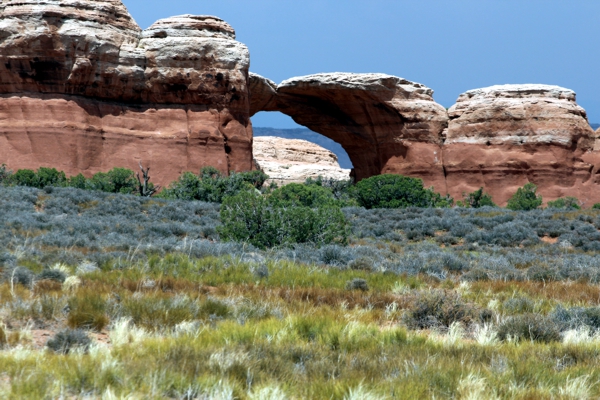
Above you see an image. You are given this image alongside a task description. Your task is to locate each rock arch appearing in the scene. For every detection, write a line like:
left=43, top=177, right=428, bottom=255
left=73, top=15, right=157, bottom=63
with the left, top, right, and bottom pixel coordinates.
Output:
left=248, top=72, right=449, bottom=191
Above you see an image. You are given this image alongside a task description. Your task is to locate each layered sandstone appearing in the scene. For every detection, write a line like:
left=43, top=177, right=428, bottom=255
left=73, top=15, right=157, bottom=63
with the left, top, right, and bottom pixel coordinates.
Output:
left=253, top=136, right=350, bottom=185
left=0, top=1, right=252, bottom=185
left=445, top=84, right=598, bottom=205
left=250, top=75, right=600, bottom=205
left=249, top=72, right=448, bottom=189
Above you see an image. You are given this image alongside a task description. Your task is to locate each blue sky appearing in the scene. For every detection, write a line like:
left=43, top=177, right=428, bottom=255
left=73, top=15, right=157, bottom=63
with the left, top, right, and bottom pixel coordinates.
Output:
left=122, top=0, right=600, bottom=128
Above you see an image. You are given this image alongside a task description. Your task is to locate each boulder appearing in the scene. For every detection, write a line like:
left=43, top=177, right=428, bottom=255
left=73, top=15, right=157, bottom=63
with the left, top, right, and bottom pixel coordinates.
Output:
left=249, top=72, right=449, bottom=191
left=0, top=1, right=252, bottom=185
left=445, top=84, right=598, bottom=205
left=253, top=136, right=350, bottom=185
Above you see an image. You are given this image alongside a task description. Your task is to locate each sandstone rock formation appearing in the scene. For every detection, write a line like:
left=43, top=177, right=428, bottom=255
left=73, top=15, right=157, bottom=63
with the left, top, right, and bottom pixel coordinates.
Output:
left=445, top=84, right=598, bottom=205
left=0, top=1, right=252, bottom=185
left=249, top=72, right=448, bottom=189
left=253, top=136, right=350, bottom=186
left=251, top=76, right=600, bottom=205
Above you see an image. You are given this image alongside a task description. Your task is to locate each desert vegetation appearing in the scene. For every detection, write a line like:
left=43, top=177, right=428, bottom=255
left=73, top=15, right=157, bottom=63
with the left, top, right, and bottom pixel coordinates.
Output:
left=0, top=165, right=600, bottom=398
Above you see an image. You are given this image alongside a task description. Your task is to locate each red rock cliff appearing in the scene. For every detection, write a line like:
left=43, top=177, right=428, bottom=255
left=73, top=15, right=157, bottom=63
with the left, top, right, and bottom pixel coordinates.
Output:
left=0, top=1, right=253, bottom=184
left=250, top=74, right=600, bottom=206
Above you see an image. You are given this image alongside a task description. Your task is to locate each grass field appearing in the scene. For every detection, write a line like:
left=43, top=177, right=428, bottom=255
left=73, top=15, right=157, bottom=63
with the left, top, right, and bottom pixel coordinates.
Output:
left=1, top=186, right=600, bottom=399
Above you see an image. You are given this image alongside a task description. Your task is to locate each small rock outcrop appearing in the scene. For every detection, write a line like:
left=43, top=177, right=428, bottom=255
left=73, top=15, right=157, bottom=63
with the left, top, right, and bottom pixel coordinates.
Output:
left=253, top=136, right=350, bottom=186
left=445, top=84, right=598, bottom=204
left=0, top=1, right=252, bottom=185
left=250, top=72, right=448, bottom=188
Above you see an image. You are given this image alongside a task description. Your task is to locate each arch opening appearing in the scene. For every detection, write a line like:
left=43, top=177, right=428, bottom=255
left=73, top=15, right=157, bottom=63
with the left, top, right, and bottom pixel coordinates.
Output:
left=251, top=111, right=353, bottom=185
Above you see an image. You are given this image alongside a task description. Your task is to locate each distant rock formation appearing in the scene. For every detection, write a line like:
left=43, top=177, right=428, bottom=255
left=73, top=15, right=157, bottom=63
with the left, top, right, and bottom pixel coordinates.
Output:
left=253, top=127, right=353, bottom=169
left=253, top=136, right=350, bottom=185
left=0, top=1, right=253, bottom=185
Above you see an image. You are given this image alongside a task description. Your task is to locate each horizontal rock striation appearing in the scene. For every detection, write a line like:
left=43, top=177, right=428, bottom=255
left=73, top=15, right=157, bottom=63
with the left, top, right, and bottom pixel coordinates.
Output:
left=253, top=136, right=350, bottom=185
left=445, top=84, right=597, bottom=205
left=0, top=1, right=252, bottom=184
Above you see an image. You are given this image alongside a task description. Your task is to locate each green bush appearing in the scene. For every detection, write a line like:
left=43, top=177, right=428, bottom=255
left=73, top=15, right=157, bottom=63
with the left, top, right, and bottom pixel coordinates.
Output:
left=160, top=167, right=268, bottom=203
left=593, top=203, right=600, bottom=210
left=86, top=168, right=137, bottom=194
left=11, top=169, right=37, bottom=187
left=547, top=196, right=580, bottom=210
left=269, top=183, right=337, bottom=208
left=506, top=183, right=543, bottom=211
left=9, top=167, right=66, bottom=188
left=306, top=177, right=357, bottom=204
left=218, top=190, right=348, bottom=249
left=68, top=173, right=87, bottom=189
left=354, top=174, right=452, bottom=209
left=457, top=187, right=496, bottom=208
left=36, top=167, right=67, bottom=188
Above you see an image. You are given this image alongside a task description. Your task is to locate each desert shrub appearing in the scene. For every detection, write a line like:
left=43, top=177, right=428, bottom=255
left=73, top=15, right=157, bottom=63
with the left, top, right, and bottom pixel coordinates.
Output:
left=526, top=265, right=559, bottom=282
left=551, top=306, right=600, bottom=331
left=506, top=183, right=543, bottom=211
left=318, top=178, right=357, bottom=203
left=497, top=314, right=561, bottom=342
left=9, top=167, right=69, bottom=188
left=319, top=245, right=354, bottom=266
left=67, top=291, right=109, bottom=331
left=345, top=278, right=369, bottom=291
left=502, top=297, right=535, bottom=314
left=10, top=169, right=37, bottom=187
left=36, top=167, right=67, bottom=188
left=354, top=174, right=452, bottom=209
left=4, top=266, right=34, bottom=287
left=68, top=173, right=87, bottom=189
left=85, top=167, right=137, bottom=194
left=593, top=203, right=600, bottom=209
left=436, top=234, right=460, bottom=245
left=0, top=164, right=12, bottom=184
left=218, top=191, right=348, bottom=249
left=160, top=167, right=267, bottom=203
left=457, top=187, right=497, bottom=208
left=449, top=221, right=476, bottom=237
left=403, top=290, right=485, bottom=329
left=348, top=257, right=373, bottom=271
left=434, top=253, right=468, bottom=272
left=470, top=221, right=539, bottom=247
left=268, top=183, right=337, bottom=208
left=547, top=196, right=581, bottom=210
left=46, top=329, right=91, bottom=354
left=37, top=268, right=67, bottom=283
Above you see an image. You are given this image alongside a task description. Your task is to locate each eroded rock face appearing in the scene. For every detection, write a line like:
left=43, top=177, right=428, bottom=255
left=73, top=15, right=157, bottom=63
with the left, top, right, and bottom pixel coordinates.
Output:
left=0, top=1, right=252, bottom=184
left=249, top=72, right=448, bottom=189
left=445, top=84, right=598, bottom=205
left=250, top=76, right=600, bottom=205
left=253, top=136, right=350, bottom=185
